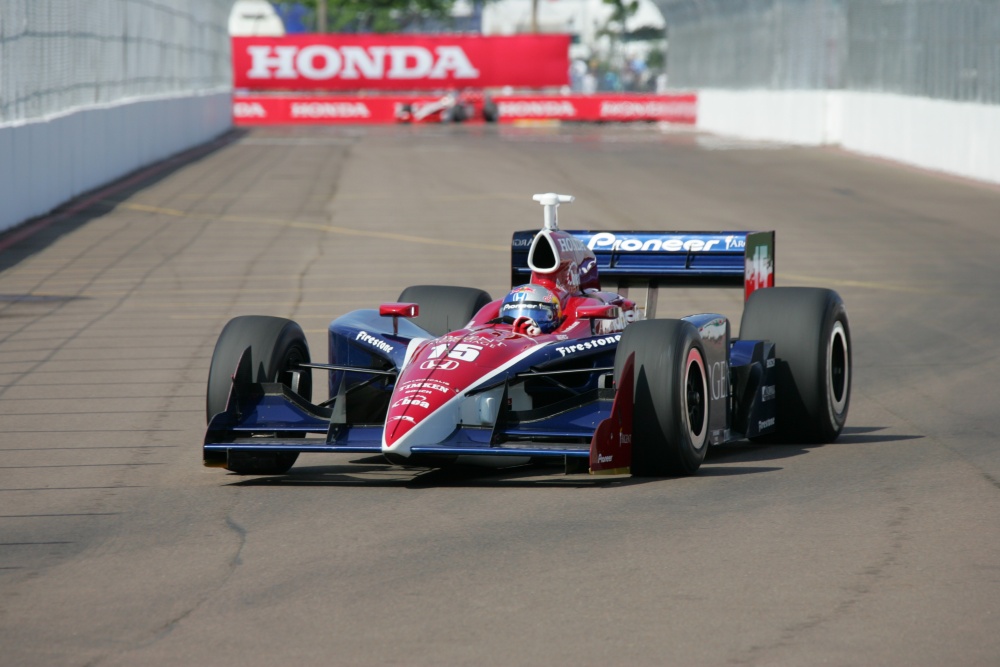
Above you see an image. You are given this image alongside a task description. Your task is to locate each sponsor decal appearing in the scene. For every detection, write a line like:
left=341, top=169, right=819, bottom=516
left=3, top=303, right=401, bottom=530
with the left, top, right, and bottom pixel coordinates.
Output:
left=557, top=236, right=586, bottom=253
left=390, top=415, right=416, bottom=424
left=599, top=101, right=696, bottom=118
left=761, top=385, right=776, bottom=402
left=246, top=44, right=480, bottom=82
left=436, top=335, right=505, bottom=349
left=233, top=101, right=267, bottom=118
left=710, top=361, right=729, bottom=401
left=554, top=334, right=620, bottom=357
left=551, top=260, right=580, bottom=293
left=597, top=453, right=614, bottom=464
left=392, top=397, right=430, bottom=409
left=699, top=317, right=727, bottom=342
left=744, top=233, right=774, bottom=298
left=758, top=417, right=775, bottom=430
left=356, top=331, right=394, bottom=353
left=398, top=380, right=451, bottom=394
left=512, top=237, right=532, bottom=247
left=291, top=101, right=371, bottom=119
left=419, top=359, right=460, bottom=371
left=498, top=100, right=577, bottom=118
left=619, top=431, right=631, bottom=445
left=586, top=232, right=744, bottom=253
left=766, top=358, right=776, bottom=368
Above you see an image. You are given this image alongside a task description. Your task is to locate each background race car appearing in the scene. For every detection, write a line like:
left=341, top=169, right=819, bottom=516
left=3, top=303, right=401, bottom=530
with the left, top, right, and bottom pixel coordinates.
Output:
left=395, top=90, right=498, bottom=123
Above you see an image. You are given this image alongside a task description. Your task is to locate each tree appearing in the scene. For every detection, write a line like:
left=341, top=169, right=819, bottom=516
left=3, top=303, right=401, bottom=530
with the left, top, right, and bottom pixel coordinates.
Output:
left=599, top=0, right=639, bottom=68
left=287, top=0, right=457, bottom=33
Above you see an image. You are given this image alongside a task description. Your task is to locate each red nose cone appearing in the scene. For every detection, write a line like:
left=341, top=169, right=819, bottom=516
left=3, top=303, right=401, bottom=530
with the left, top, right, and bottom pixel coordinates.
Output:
left=383, top=329, right=538, bottom=447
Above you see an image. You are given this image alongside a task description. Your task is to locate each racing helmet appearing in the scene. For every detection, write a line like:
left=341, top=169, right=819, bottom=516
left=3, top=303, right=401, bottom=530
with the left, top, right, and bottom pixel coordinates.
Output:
left=500, top=284, right=563, bottom=334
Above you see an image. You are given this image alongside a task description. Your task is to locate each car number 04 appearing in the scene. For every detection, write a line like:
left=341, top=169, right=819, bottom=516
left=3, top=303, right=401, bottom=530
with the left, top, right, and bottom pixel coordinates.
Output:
left=428, top=343, right=482, bottom=363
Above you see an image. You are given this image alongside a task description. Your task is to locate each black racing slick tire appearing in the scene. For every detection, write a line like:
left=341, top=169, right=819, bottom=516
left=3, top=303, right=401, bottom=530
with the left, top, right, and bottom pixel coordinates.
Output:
left=397, top=285, right=493, bottom=337
left=206, top=316, right=312, bottom=475
left=615, top=319, right=710, bottom=477
left=739, top=287, right=851, bottom=443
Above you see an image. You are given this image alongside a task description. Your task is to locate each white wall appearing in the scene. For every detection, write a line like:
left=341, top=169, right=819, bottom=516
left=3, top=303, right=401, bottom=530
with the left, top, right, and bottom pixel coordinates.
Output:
left=697, top=89, right=1000, bottom=185
left=0, top=92, right=232, bottom=234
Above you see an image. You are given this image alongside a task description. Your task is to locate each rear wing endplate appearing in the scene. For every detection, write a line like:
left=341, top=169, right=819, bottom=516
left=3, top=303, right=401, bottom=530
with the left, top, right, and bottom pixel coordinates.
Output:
left=511, top=229, right=774, bottom=303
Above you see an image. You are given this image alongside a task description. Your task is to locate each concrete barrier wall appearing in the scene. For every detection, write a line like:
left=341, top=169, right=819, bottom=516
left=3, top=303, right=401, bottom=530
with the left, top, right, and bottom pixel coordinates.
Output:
left=697, top=89, right=1000, bottom=185
left=838, top=93, right=1000, bottom=185
left=0, top=92, right=232, bottom=234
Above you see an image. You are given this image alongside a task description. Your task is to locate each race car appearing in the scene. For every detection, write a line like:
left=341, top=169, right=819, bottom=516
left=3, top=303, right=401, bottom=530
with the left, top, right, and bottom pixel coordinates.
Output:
left=395, top=90, right=498, bottom=123
left=204, top=193, right=851, bottom=477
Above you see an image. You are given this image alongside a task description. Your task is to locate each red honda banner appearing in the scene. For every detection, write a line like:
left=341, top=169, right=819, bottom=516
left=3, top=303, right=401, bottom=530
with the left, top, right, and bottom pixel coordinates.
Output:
left=232, top=35, right=571, bottom=91
left=231, top=93, right=698, bottom=125
left=495, top=94, right=697, bottom=123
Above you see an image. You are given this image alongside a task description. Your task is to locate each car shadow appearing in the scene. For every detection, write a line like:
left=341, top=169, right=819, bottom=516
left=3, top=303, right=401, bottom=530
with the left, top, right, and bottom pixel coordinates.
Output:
left=224, top=426, right=919, bottom=489
left=227, top=461, right=642, bottom=489
left=704, top=425, right=923, bottom=467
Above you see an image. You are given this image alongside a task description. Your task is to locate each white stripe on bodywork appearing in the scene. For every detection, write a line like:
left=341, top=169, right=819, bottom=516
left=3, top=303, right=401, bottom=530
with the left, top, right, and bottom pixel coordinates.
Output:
left=401, top=337, right=429, bottom=371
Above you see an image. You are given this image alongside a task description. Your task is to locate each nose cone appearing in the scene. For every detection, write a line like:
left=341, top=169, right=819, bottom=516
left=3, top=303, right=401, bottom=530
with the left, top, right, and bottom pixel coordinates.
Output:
left=383, top=373, right=458, bottom=447
left=382, top=329, right=538, bottom=452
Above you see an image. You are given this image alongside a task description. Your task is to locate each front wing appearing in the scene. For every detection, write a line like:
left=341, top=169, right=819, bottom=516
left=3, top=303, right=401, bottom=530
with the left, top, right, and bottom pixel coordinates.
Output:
left=203, top=352, right=614, bottom=466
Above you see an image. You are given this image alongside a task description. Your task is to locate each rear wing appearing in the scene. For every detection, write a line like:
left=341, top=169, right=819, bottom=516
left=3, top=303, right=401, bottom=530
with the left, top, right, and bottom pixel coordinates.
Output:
left=511, top=229, right=774, bottom=312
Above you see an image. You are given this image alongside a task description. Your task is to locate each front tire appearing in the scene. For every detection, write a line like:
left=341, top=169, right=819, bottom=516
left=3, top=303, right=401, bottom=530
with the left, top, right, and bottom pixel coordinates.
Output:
left=615, top=320, right=710, bottom=476
left=740, top=287, right=851, bottom=443
left=206, top=315, right=312, bottom=474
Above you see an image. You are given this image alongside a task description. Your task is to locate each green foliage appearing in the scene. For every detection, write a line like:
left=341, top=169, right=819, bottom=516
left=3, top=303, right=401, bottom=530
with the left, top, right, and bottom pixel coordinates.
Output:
left=602, top=0, right=638, bottom=31
left=293, top=0, right=457, bottom=32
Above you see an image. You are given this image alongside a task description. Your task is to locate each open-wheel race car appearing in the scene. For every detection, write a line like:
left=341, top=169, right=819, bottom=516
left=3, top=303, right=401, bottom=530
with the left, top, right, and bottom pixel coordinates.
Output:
left=395, top=90, right=498, bottom=123
left=204, top=193, right=851, bottom=478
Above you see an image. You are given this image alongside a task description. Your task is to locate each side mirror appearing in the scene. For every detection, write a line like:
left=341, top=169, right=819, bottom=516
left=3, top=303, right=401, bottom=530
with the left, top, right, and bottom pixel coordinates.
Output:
left=379, top=302, right=419, bottom=335
left=576, top=304, right=621, bottom=320
left=576, top=304, right=622, bottom=334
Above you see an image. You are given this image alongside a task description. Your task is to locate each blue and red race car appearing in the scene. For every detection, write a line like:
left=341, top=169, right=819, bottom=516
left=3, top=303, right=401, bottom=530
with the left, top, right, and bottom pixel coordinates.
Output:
left=204, top=193, right=851, bottom=477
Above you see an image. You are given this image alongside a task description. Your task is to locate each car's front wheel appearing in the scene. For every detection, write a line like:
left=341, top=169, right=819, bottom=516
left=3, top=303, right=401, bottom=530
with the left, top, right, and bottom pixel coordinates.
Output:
left=206, top=315, right=311, bottom=474
left=615, top=319, right=710, bottom=476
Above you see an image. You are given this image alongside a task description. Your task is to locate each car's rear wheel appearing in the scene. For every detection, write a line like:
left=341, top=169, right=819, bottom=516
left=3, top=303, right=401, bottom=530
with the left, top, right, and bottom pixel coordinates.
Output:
left=615, top=320, right=710, bottom=476
left=397, top=285, right=493, bottom=337
left=739, top=287, right=851, bottom=443
left=206, top=315, right=312, bottom=474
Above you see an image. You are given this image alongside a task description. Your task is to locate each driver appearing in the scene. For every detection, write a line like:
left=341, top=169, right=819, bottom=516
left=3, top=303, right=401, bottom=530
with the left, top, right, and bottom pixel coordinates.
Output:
left=499, top=284, right=563, bottom=335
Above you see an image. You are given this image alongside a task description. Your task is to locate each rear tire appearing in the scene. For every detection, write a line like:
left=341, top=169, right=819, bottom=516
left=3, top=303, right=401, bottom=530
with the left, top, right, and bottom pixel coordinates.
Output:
left=397, top=285, right=492, bottom=337
left=740, top=287, right=851, bottom=443
left=615, top=320, right=710, bottom=476
left=206, top=316, right=312, bottom=474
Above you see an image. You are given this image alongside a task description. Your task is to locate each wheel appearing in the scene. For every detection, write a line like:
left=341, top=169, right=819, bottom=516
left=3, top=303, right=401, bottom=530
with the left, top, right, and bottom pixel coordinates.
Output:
left=397, top=285, right=492, bottom=337
left=449, top=103, right=469, bottom=122
left=739, top=287, right=851, bottom=443
left=614, top=319, right=710, bottom=476
left=206, top=315, right=312, bottom=474
left=482, top=98, right=499, bottom=123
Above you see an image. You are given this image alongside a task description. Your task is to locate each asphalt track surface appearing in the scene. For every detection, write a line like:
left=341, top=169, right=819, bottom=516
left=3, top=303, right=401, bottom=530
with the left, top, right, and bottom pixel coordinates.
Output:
left=1, top=124, right=998, bottom=666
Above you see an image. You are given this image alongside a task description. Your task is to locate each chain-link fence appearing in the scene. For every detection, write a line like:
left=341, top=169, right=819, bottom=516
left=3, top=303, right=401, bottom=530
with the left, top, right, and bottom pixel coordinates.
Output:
left=0, top=0, right=233, bottom=125
left=657, top=0, right=1000, bottom=105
